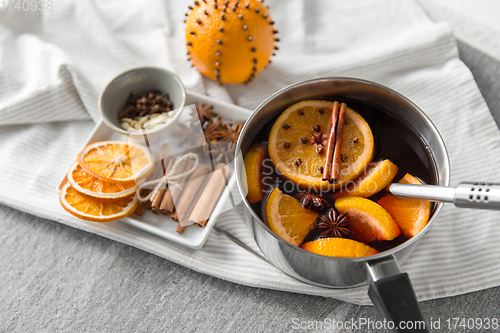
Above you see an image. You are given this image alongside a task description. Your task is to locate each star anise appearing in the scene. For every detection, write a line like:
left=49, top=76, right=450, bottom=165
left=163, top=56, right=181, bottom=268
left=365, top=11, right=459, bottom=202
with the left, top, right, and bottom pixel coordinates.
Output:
left=309, top=132, right=327, bottom=146
left=295, top=192, right=329, bottom=212
left=203, top=117, right=224, bottom=142
left=316, top=208, right=351, bottom=238
left=191, top=117, right=224, bottom=156
left=209, top=141, right=236, bottom=164
left=211, top=120, right=244, bottom=143
left=173, top=122, right=200, bottom=146
left=190, top=102, right=217, bottom=125
left=193, top=131, right=208, bottom=148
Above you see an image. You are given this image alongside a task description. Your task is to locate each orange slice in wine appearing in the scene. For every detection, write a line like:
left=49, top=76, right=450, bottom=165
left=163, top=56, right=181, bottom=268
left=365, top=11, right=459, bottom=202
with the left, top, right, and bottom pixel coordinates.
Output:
left=268, top=100, right=374, bottom=191
left=335, top=196, right=401, bottom=241
left=301, top=238, right=378, bottom=257
left=265, top=187, right=318, bottom=246
left=243, top=143, right=268, bottom=204
left=333, top=159, right=398, bottom=198
left=378, top=173, right=431, bottom=238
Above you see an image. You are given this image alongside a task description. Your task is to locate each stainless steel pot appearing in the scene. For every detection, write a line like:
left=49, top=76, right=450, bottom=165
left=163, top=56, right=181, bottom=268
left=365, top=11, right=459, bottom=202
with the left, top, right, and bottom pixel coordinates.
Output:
left=235, top=77, right=450, bottom=332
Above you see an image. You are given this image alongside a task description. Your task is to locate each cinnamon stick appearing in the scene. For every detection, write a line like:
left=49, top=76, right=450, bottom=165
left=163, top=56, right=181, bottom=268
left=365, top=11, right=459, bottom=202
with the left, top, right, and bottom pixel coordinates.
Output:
left=135, top=188, right=150, bottom=216
left=188, top=163, right=230, bottom=227
left=176, top=223, right=186, bottom=234
left=159, top=158, right=196, bottom=214
left=175, top=165, right=211, bottom=227
left=322, top=101, right=340, bottom=182
left=168, top=162, right=219, bottom=235
left=135, top=143, right=170, bottom=215
left=172, top=164, right=211, bottom=234
left=151, top=143, right=171, bottom=181
left=331, top=103, right=347, bottom=182
left=150, top=156, right=174, bottom=213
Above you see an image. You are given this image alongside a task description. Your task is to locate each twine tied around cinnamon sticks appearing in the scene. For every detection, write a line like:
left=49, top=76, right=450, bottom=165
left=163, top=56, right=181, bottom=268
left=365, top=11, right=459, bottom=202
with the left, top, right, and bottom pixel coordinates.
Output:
left=136, top=153, right=199, bottom=203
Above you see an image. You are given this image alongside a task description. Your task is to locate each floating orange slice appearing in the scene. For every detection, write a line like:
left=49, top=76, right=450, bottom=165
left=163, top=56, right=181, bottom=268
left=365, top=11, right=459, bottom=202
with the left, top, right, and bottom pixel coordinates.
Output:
left=333, top=159, right=398, bottom=198
left=265, top=187, right=318, bottom=246
left=268, top=100, right=374, bottom=191
left=378, top=173, right=431, bottom=238
left=59, top=183, right=138, bottom=222
left=77, top=141, right=154, bottom=184
left=243, top=143, right=268, bottom=204
left=67, top=162, right=137, bottom=199
left=301, top=238, right=378, bottom=257
left=335, top=196, right=400, bottom=241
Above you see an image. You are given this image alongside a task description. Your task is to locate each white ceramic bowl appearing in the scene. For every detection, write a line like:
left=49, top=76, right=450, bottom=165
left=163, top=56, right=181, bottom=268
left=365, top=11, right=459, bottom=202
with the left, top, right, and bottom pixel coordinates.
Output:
left=99, top=66, right=187, bottom=137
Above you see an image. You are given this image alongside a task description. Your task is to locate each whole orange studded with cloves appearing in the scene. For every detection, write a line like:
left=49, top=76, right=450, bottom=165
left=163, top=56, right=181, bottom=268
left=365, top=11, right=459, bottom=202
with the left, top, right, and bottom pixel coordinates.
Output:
left=185, top=0, right=278, bottom=84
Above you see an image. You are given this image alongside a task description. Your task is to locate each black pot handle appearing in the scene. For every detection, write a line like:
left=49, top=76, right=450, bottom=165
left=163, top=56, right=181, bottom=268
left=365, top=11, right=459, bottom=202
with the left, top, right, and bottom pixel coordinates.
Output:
left=366, top=257, right=428, bottom=333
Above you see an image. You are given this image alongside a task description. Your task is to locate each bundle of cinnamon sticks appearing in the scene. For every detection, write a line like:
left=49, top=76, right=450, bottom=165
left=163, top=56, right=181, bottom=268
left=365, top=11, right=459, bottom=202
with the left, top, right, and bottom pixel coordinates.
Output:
left=135, top=143, right=230, bottom=234
left=322, top=101, right=347, bottom=183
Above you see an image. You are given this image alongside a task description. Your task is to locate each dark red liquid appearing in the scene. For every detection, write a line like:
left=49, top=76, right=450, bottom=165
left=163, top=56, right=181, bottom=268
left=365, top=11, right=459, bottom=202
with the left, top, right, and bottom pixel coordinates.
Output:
left=248, top=100, right=437, bottom=252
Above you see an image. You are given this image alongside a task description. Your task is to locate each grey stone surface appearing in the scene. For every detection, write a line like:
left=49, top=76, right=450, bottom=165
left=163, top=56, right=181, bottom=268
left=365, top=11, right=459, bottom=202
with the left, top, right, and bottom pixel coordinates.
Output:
left=457, top=41, right=500, bottom=130
left=2, top=42, right=500, bottom=333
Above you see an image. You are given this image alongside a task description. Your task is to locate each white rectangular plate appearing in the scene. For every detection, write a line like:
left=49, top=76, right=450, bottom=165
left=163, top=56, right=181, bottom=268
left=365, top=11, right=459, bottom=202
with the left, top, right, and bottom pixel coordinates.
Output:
left=59, top=90, right=251, bottom=249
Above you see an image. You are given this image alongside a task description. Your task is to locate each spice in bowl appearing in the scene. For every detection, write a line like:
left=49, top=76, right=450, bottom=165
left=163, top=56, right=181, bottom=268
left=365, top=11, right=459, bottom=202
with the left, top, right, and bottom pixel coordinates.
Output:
left=118, top=90, right=176, bottom=132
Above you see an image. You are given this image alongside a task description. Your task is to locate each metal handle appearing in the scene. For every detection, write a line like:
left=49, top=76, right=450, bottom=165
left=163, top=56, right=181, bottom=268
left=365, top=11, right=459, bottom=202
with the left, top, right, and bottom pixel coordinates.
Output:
left=366, top=257, right=428, bottom=333
left=388, top=184, right=455, bottom=203
left=388, top=182, right=500, bottom=211
left=454, top=182, right=500, bottom=210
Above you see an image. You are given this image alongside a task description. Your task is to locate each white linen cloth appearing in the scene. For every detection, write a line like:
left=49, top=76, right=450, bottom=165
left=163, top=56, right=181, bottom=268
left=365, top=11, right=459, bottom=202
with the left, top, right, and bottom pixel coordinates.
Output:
left=1, top=0, right=500, bottom=305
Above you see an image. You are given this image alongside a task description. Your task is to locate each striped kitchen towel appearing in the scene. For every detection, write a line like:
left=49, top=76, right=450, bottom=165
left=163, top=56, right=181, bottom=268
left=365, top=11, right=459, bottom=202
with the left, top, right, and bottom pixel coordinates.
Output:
left=1, top=0, right=500, bottom=305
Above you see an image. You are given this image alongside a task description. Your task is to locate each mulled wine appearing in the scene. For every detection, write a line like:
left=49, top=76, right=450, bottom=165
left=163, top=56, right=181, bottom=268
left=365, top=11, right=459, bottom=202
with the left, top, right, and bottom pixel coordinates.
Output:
left=243, top=98, right=436, bottom=255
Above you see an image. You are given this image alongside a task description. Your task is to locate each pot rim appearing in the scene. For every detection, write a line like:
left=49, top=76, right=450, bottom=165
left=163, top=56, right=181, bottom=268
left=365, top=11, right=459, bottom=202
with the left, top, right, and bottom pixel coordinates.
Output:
left=235, top=76, right=451, bottom=263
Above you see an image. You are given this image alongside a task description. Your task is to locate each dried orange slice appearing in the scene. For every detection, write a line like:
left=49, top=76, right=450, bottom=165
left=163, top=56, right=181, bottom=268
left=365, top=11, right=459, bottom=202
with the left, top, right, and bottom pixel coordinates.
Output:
left=268, top=100, right=374, bottom=191
left=67, top=162, right=137, bottom=199
left=243, top=143, right=268, bottom=204
left=335, top=196, right=400, bottom=241
left=265, top=187, right=318, bottom=246
left=77, top=141, right=153, bottom=184
left=333, top=159, right=398, bottom=198
left=378, top=173, right=431, bottom=238
left=301, top=238, right=378, bottom=257
left=59, top=183, right=138, bottom=222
